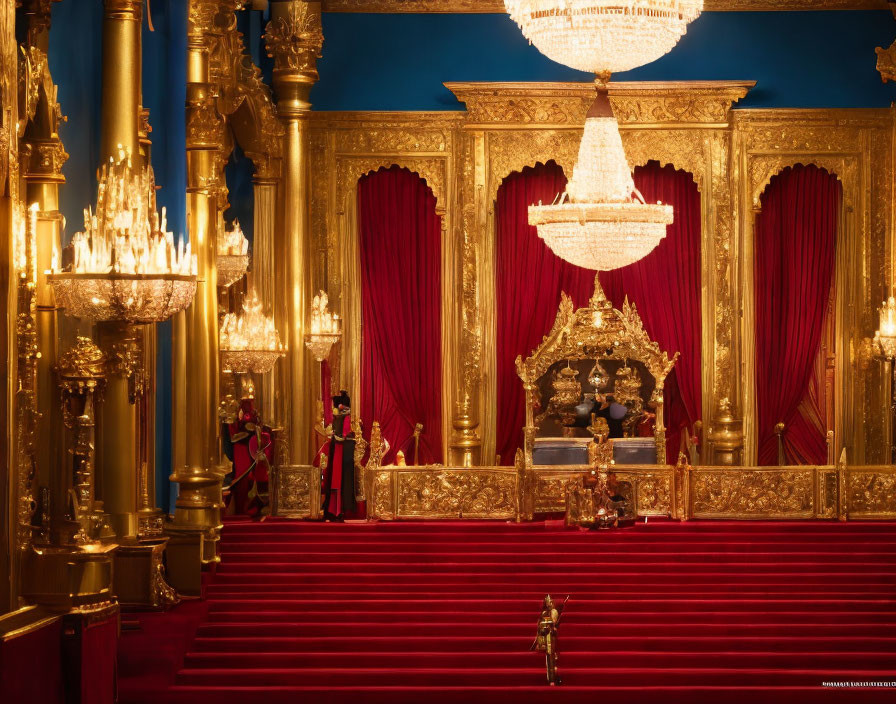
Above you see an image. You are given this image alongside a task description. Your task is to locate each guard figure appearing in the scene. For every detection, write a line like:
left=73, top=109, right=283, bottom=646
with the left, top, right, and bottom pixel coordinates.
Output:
left=532, top=594, right=568, bottom=685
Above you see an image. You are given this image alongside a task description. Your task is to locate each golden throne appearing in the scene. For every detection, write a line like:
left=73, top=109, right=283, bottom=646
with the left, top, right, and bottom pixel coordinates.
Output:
left=515, top=276, right=679, bottom=517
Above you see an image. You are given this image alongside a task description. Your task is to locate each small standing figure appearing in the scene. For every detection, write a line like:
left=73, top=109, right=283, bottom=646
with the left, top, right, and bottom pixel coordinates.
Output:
left=532, top=594, right=568, bottom=686
left=223, top=398, right=274, bottom=519
left=320, top=390, right=357, bottom=521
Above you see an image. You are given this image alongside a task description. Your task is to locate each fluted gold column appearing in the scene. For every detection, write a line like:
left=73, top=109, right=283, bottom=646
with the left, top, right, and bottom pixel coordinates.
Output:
left=252, top=174, right=280, bottom=425
left=168, top=1, right=226, bottom=568
left=265, top=0, right=323, bottom=464
left=95, top=0, right=143, bottom=541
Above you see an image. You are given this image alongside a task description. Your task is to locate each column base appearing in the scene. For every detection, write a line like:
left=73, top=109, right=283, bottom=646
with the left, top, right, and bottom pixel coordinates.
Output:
left=113, top=538, right=180, bottom=611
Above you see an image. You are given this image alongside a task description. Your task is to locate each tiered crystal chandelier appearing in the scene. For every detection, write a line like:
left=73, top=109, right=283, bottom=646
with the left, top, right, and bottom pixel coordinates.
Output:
left=505, top=0, right=703, bottom=271
left=216, top=219, right=250, bottom=288
left=48, top=148, right=197, bottom=323
left=219, top=290, right=285, bottom=374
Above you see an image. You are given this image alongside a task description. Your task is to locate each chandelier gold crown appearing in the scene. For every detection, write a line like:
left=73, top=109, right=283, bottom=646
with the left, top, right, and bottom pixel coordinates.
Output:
left=505, top=0, right=703, bottom=271
left=48, top=147, right=197, bottom=323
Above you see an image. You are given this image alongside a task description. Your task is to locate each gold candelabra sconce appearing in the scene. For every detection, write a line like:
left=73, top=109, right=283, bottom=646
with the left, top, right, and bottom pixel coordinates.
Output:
left=874, top=295, right=896, bottom=463
left=304, top=290, right=342, bottom=363
left=216, top=219, right=250, bottom=289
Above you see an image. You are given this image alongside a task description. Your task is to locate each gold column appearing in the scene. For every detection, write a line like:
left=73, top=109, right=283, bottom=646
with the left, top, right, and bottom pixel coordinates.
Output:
left=252, top=175, right=280, bottom=424
left=19, top=0, right=69, bottom=541
left=265, top=0, right=323, bottom=464
left=96, top=0, right=142, bottom=540
left=168, top=0, right=226, bottom=568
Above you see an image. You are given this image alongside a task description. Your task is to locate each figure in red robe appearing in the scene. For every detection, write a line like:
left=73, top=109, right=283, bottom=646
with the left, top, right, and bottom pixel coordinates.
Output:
left=223, top=398, right=274, bottom=518
left=320, top=391, right=356, bottom=522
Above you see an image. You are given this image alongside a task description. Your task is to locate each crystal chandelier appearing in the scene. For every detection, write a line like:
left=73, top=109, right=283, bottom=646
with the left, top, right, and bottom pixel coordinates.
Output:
left=304, top=290, right=342, bottom=363
left=48, top=149, right=197, bottom=323
left=505, top=0, right=703, bottom=271
left=220, top=290, right=285, bottom=374
left=217, top=218, right=250, bottom=288
left=504, top=0, right=703, bottom=75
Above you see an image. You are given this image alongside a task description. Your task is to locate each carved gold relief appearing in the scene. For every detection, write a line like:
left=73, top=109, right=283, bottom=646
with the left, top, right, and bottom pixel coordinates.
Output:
left=691, top=469, right=815, bottom=518
left=395, top=469, right=518, bottom=519
left=272, top=465, right=321, bottom=519
left=846, top=469, right=896, bottom=517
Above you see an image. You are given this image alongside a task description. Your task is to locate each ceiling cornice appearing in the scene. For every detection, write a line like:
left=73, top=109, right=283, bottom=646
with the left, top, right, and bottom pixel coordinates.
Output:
left=322, top=0, right=889, bottom=13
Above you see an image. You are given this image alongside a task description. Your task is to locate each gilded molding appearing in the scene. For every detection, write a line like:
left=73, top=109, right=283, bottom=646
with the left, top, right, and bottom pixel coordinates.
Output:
left=690, top=468, right=816, bottom=517
left=447, top=81, right=753, bottom=128
left=322, top=0, right=887, bottom=11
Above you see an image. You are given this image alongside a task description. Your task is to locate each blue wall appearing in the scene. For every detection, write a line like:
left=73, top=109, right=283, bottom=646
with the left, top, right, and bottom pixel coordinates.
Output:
left=311, top=11, right=896, bottom=110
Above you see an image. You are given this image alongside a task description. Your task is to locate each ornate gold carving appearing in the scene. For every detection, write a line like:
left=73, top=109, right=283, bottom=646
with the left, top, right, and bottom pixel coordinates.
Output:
left=846, top=469, right=896, bottom=517
left=367, top=467, right=519, bottom=520
left=272, top=465, right=321, bottom=519
left=635, top=473, right=673, bottom=515
left=322, top=0, right=888, bottom=10
left=691, top=469, right=815, bottom=518
left=264, top=2, right=324, bottom=75
left=396, top=469, right=518, bottom=519
left=337, top=156, right=447, bottom=208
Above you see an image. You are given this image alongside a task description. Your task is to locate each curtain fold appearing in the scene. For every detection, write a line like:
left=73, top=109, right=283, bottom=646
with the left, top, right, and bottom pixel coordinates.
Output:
left=600, top=162, right=703, bottom=461
left=495, top=162, right=595, bottom=465
left=358, top=166, right=443, bottom=464
left=754, top=164, right=841, bottom=466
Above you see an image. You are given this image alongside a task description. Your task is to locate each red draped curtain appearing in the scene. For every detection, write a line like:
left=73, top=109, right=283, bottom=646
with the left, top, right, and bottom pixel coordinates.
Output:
left=358, top=166, right=443, bottom=464
left=754, top=164, right=841, bottom=465
left=600, top=162, right=703, bottom=461
left=495, top=161, right=595, bottom=465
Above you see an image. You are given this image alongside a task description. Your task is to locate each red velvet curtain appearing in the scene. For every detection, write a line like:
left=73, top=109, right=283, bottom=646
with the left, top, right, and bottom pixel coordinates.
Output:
left=600, top=162, right=703, bottom=460
left=495, top=162, right=595, bottom=465
left=755, top=165, right=841, bottom=465
left=359, top=166, right=443, bottom=464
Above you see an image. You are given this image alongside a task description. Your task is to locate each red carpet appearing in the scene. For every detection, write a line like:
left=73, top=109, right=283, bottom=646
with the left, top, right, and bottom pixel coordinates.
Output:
left=120, top=519, right=896, bottom=703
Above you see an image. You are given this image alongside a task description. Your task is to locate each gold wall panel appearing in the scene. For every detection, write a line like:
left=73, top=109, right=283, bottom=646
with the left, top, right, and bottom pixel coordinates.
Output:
left=845, top=467, right=896, bottom=518
left=272, top=465, right=322, bottom=519
left=367, top=466, right=520, bottom=520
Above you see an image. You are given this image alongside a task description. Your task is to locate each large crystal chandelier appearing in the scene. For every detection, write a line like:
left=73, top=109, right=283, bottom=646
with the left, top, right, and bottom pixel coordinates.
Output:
left=48, top=148, right=197, bottom=323
left=220, top=290, right=285, bottom=374
left=505, top=0, right=703, bottom=271
left=303, top=290, right=342, bottom=363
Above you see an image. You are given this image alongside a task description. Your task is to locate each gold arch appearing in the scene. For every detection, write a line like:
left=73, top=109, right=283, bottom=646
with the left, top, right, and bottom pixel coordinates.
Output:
left=742, top=153, right=862, bottom=466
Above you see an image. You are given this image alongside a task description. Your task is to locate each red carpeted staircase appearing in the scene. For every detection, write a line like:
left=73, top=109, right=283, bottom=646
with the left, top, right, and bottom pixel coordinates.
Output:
left=161, top=519, right=896, bottom=703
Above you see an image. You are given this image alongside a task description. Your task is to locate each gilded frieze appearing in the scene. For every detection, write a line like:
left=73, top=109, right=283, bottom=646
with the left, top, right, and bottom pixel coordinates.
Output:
left=395, top=469, right=518, bottom=519
left=691, top=469, right=815, bottom=517
left=272, top=465, right=321, bottom=519
left=846, top=469, right=896, bottom=516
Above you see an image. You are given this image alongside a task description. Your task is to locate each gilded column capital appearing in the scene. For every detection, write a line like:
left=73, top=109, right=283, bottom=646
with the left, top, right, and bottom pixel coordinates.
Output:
left=103, top=0, right=143, bottom=21
left=20, top=137, right=67, bottom=184
left=265, top=0, right=323, bottom=115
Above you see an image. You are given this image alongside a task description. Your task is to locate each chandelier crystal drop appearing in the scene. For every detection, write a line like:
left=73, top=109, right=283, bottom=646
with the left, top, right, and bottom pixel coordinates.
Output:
left=304, top=290, right=342, bottom=363
left=220, top=290, right=285, bottom=374
left=49, top=148, right=197, bottom=323
left=504, top=0, right=703, bottom=75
